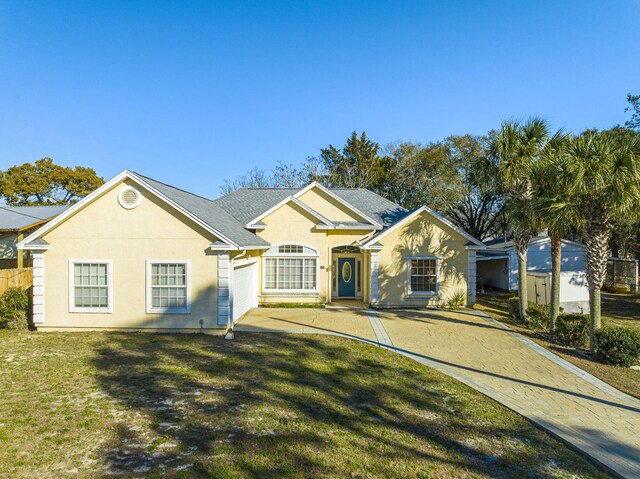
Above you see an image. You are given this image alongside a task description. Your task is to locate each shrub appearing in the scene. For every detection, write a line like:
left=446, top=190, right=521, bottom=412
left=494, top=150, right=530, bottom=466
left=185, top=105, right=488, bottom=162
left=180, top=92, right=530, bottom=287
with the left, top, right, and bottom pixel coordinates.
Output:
left=525, top=303, right=550, bottom=331
left=0, top=287, right=30, bottom=330
left=555, top=313, right=590, bottom=348
left=507, top=297, right=521, bottom=321
left=446, top=290, right=467, bottom=308
left=594, top=327, right=640, bottom=367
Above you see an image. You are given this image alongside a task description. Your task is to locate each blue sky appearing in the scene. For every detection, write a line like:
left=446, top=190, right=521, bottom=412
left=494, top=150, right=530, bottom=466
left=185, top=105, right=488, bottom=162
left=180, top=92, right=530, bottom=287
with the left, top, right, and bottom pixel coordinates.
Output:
left=1, top=1, right=638, bottom=197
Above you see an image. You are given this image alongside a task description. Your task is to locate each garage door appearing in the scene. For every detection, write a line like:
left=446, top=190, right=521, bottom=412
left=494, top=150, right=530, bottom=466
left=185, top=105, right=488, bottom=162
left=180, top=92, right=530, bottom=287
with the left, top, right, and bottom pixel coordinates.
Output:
left=232, top=261, right=258, bottom=322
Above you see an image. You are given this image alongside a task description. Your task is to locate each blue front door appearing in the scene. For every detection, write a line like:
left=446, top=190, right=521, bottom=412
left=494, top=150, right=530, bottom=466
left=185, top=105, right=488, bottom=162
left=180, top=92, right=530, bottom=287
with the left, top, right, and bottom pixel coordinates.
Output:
left=338, top=257, right=356, bottom=297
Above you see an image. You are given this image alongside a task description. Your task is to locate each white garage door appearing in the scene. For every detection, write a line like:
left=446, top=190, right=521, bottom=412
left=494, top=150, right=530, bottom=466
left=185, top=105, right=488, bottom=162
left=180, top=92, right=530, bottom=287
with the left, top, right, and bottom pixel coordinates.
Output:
left=232, top=261, right=258, bottom=322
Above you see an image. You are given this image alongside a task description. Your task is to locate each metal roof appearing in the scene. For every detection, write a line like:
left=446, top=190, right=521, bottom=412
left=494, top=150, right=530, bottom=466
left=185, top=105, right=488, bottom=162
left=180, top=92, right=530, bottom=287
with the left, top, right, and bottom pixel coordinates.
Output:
left=0, top=205, right=70, bottom=231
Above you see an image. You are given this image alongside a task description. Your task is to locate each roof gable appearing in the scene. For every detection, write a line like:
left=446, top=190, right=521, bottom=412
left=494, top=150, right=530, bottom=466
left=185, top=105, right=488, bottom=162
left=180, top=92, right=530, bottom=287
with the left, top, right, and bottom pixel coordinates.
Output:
left=246, top=195, right=335, bottom=228
left=215, top=182, right=405, bottom=231
left=362, top=206, right=485, bottom=249
left=17, top=171, right=269, bottom=250
left=293, top=182, right=382, bottom=228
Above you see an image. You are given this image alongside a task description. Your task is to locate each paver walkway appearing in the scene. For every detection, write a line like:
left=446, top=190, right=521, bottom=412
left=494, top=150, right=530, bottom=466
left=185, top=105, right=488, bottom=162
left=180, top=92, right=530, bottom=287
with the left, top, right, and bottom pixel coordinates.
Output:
left=236, top=307, right=640, bottom=478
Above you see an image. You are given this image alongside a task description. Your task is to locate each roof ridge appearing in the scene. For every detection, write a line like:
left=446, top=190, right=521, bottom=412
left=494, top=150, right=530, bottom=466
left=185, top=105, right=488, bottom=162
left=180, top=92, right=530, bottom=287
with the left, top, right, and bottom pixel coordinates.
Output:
left=133, top=172, right=216, bottom=204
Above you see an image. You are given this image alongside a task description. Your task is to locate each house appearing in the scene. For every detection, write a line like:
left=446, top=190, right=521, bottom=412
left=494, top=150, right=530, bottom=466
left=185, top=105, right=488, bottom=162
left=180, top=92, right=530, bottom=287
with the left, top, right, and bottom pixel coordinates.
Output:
left=477, top=235, right=586, bottom=291
left=17, top=170, right=485, bottom=332
left=0, top=205, right=70, bottom=269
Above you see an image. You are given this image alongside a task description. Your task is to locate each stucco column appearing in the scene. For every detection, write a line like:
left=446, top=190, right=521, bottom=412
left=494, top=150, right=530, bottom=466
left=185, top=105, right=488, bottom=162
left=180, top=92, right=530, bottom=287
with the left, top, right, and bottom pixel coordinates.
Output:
left=369, top=251, right=380, bottom=304
left=32, top=250, right=45, bottom=324
left=217, top=251, right=230, bottom=327
left=467, top=250, right=477, bottom=305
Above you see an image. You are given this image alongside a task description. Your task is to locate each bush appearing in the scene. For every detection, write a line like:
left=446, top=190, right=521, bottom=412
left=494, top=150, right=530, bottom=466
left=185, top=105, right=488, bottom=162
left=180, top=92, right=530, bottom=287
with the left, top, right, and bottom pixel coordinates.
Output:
left=594, top=327, right=640, bottom=367
left=555, top=313, right=590, bottom=348
left=507, top=297, right=521, bottom=321
left=446, top=290, right=467, bottom=308
left=525, top=303, right=550, bottom=331
left=0, top=287, right=30, bottom=330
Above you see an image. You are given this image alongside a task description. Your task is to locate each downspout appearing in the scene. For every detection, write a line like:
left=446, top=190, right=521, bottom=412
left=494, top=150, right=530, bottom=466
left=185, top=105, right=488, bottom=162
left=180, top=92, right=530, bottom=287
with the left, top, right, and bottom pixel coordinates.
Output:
left=225, top=250, right=247, bottom=340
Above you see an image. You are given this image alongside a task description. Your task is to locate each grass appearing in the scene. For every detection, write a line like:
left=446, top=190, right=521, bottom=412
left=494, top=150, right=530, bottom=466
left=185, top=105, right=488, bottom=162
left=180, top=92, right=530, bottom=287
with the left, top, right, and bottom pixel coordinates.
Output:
left=475, top=293, right=640, bottom=400
left=601, top=293, right=640, bottom=331
left=0, top=330, right=610, bottom=478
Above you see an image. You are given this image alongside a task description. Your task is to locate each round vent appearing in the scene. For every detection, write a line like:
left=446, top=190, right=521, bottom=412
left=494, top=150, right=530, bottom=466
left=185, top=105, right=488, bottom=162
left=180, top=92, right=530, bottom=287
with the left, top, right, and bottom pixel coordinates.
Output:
left=118, top=186, right=141, bottom=209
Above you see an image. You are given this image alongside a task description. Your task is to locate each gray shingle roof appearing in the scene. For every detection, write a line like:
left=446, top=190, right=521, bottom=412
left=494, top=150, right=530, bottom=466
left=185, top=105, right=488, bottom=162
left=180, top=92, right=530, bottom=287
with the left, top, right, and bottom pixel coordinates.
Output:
left=133, top=173, right=270, bottom=248
left=329, top=188, right=409, bottom=227
left=214, top=187, right=408, bottom=228
left=214, top=188, right=298, bottom=225
left=130, top=174, right=411, bottom=247
left=0, top=205, right=70, bottom=231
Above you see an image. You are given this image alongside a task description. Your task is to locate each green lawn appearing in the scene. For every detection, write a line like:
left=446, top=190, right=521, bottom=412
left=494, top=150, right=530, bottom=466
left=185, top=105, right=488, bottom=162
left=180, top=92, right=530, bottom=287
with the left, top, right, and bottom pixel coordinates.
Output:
left=0, top=331, right=609, bottom=478
left=601, top=293, right=640, bottom=331
left=475, top=292, right=640, bottom=400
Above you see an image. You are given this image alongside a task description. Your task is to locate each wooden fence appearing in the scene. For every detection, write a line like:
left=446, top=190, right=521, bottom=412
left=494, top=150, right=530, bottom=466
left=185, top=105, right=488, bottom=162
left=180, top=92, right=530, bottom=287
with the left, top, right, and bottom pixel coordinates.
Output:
left=0, top=267, right=33, bottom=295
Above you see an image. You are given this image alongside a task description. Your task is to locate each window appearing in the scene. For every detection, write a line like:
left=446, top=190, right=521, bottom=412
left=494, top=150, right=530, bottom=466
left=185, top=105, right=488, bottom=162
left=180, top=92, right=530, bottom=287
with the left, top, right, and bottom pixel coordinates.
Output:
left=69, top=260, right=112, bottom=313
left=146, top=261, right=190, bottom=313
left=264, top=244, right=318, bottom=292
left=356, top=259, right=362, bottom=293
left=408, top=258, right=438, bottom=295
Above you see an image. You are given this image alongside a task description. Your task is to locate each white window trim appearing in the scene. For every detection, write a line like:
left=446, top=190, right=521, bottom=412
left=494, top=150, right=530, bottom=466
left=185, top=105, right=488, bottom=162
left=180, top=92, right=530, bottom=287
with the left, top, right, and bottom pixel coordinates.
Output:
left=262, top=243, right=319, bottom=293
left=406, top=256, right=440, bottom=297
left=69, top=259, right=113, bottom=313
left=146, top=260, right=191, bottom=314
left=263, top=242, right=319, bottom=258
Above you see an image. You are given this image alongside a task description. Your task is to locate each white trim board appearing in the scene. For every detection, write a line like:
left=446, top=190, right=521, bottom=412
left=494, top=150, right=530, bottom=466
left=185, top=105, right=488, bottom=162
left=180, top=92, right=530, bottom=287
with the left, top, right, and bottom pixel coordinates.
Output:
left=17, top=170, right=238, bottom=250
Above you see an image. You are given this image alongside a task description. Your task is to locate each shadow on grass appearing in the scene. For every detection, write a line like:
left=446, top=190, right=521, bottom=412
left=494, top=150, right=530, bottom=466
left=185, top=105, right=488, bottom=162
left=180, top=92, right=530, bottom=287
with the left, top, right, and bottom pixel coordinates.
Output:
left=92, top=332, right=608, bottom=478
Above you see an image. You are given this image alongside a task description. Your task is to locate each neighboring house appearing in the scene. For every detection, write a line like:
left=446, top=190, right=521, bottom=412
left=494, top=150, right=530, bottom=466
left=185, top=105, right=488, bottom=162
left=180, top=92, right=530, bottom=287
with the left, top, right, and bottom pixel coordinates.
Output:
left=477, top=235, right=586, bottom=291
left=0, top=205, right=70, bottom=269
left=17, top=170, right=485, bottom=332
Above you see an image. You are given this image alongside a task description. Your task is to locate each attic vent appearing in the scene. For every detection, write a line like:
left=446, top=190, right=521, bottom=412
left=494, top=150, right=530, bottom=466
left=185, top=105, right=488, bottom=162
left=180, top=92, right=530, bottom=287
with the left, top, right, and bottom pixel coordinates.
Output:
left=118, top=186, right=141, bottom=209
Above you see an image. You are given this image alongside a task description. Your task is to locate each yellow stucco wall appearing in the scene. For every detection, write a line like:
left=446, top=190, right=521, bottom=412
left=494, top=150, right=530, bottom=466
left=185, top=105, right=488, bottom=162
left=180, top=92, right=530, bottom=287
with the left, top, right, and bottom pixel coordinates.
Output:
left=41, top=179, right=221, bottom=331
left=255, top=201, right=369, bottom=303
left=376, top=211, right=469, bottom=307
left=297, top=187, right=368, bottom=222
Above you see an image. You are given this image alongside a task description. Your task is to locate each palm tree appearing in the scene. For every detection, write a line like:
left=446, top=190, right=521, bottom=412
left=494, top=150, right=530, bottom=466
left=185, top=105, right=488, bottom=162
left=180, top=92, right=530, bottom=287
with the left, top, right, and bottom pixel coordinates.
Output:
left=486, top=118, right=550, bottom=322
left=529, top=132, right=576, bottom=333
left=561, top=130, right=640, bottom=350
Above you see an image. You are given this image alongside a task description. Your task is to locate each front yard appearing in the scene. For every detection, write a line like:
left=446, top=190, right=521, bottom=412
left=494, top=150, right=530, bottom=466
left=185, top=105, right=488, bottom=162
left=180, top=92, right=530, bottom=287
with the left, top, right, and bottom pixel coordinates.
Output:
left=0, top=330, right=609, bottom=478
left=475, top=292, right=640, bottom=400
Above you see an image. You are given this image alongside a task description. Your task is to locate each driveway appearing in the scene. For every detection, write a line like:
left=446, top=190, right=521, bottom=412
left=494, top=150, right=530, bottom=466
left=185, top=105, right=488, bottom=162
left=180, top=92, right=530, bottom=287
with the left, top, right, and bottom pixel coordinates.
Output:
left=236, top=307, right=640, bottom=478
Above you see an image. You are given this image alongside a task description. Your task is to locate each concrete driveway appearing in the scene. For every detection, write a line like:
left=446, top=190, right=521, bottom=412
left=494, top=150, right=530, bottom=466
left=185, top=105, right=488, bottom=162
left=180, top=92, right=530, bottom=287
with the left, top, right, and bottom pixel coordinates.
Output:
left=235, top=306, right=378, bottom=343
left=236, top=307, right=640, bottom=478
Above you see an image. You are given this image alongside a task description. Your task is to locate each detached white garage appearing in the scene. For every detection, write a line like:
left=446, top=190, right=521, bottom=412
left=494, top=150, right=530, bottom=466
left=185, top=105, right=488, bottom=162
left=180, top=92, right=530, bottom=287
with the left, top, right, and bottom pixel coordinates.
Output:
left=477, top=236, right=586, bottom=291
left=232, top=260, right=258, bottom=323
